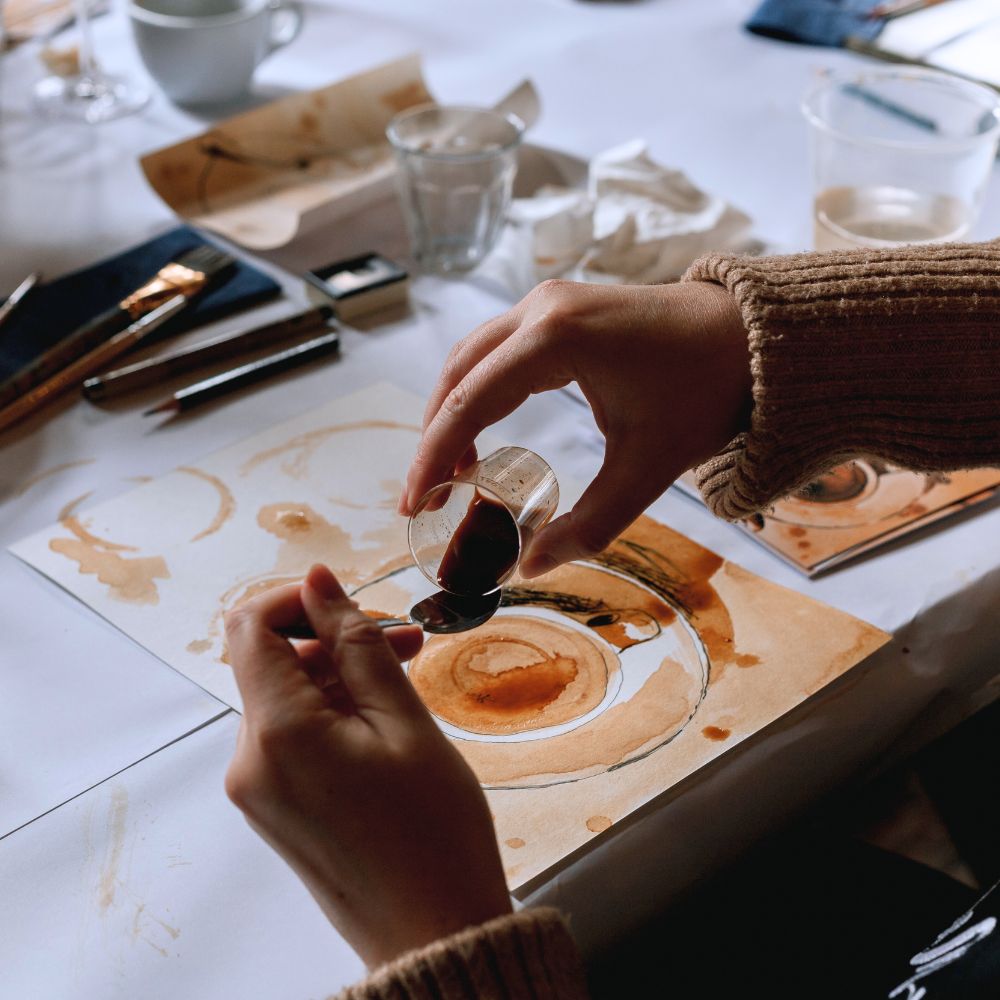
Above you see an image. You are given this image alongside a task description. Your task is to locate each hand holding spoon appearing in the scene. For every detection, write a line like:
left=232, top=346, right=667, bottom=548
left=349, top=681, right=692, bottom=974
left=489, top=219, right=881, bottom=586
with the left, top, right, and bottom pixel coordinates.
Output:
left=277, top=587, right=502, bottom=639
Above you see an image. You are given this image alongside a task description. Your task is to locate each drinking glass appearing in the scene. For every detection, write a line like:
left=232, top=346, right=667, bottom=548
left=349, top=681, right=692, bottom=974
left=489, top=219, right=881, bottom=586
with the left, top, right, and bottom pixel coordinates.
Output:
left=408, top=447, right=559, bottom=596
left=802, top=67, right=1000, bottom=251
left=386, top=104, right=525, bottom=274
left=34, top=0, right=149, bottom=123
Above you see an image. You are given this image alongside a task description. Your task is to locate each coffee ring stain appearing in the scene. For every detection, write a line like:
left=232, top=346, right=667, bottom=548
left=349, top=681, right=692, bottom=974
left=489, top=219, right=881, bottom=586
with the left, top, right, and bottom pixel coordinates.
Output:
left=177, top=466, right=236, bottom=542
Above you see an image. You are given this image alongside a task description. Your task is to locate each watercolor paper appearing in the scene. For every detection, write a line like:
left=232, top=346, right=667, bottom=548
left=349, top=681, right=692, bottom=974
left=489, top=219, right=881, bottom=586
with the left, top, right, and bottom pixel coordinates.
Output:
left=1, top=713, right=367, bottom=1000
left=678, top=462, right=1000, bottom=576
left=11, top=383, right=888, bottom=890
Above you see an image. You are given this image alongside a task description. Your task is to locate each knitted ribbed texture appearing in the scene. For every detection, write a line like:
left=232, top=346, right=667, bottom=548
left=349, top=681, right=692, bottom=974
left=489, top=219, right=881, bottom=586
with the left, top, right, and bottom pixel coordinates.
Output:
left=334, top=908, right=589, bottom=1000
left=683, top=241, right=1000, bottom=520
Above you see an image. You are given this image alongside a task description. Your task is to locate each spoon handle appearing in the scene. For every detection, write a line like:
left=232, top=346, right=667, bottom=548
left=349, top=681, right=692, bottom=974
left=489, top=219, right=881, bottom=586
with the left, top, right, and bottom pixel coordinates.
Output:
left=276, top=618, right=410, bottom=640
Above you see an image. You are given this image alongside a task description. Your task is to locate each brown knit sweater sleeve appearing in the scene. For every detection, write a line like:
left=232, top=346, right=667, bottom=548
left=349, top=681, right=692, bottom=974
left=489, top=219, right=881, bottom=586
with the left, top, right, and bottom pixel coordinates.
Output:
left=333, top=908, right=589, bottom=1000
left=682, top=240, right=1000, bottom=520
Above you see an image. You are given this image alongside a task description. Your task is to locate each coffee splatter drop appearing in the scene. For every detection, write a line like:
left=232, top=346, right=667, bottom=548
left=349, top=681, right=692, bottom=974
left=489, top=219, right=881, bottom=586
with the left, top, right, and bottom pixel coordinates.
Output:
left=505, top=838, right=526, bottom=849
left=187, top=639, right=212, bottom=655
left=702, top=726, right=731, bottom=741
left=586, top=816, right=612, bottom=833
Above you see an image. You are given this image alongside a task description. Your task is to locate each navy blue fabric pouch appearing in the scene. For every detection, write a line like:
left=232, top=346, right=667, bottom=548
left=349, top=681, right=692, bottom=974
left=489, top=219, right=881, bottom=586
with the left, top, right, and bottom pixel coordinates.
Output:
left=746, top=0, right=883, bottom=48
left=0, top=226, right=281, bottom=389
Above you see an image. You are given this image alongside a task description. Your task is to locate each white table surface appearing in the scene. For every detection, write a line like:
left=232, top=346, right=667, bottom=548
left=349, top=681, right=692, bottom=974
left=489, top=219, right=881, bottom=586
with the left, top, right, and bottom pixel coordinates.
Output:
left=2, top=0, right=999, bottom=994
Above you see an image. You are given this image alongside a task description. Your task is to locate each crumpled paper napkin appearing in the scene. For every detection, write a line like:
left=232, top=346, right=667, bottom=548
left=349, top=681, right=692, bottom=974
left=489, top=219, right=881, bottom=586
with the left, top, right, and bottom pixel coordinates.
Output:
left=478, top=139, right=758, bottom=300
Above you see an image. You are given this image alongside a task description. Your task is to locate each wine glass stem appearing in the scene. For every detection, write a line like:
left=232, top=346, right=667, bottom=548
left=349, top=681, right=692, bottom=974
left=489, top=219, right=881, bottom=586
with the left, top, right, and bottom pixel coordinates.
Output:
left=74, top=0, right=100, bottom=82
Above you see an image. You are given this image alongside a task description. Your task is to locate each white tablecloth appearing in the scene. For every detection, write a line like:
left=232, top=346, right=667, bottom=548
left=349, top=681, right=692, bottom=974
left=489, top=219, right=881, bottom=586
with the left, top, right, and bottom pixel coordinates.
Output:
left=2, top=1, right=999, bottom=994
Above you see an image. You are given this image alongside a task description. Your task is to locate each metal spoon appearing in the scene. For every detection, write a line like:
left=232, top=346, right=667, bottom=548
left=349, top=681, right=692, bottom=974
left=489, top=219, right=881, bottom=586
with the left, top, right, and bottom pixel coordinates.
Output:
left=408, top=588, right=501, bottom=633
left=277, top=588, right=502, bottom=639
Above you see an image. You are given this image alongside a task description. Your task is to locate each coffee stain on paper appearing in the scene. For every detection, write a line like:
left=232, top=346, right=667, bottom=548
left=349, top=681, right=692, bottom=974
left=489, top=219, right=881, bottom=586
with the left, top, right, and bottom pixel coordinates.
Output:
left=139, top=56, right=435, bottom=250
left=240, top=420, right=420, bottom=479
left=257, top=501, right=410, bottom=588
left=410, top=615, right=617, bottom=735
left=98, top=786, right=129, bottom=914
left=177, top=466, right=236, bottom=541
left=49, top=503, right=170, bottom=605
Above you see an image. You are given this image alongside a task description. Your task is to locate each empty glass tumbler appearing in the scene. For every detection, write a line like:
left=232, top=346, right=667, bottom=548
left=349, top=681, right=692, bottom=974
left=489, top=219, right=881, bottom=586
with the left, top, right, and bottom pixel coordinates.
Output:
left=387, top=104, right=525, bottom=274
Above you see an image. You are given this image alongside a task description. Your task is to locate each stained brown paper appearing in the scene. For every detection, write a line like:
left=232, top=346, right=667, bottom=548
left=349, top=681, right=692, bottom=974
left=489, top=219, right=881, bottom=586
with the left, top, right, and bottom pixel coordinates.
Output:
left=140, top=56, right=540, bottom=250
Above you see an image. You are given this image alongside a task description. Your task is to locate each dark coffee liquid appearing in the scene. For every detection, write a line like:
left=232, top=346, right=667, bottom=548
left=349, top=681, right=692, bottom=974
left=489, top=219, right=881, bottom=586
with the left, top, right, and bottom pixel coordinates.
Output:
left=437, top=492, right=519, bottom=595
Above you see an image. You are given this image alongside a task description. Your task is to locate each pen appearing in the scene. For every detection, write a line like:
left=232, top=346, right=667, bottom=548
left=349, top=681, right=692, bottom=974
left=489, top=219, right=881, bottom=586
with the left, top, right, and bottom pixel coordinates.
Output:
left=83, top=304, right=333, bottom=401
left=870, top=0, right=950, bottom=19
left=0, top=295, right=190, bottom=433
left=0, top=271, right=41, bottom=331
left=143, top=330, right=341, bottom=417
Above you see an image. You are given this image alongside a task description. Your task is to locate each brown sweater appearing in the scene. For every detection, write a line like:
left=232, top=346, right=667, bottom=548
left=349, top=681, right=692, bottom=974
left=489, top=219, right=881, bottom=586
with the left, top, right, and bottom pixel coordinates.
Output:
left=335, top=240, right=1000, bottom=1000
left=687, top=240, right=1000, bottom=520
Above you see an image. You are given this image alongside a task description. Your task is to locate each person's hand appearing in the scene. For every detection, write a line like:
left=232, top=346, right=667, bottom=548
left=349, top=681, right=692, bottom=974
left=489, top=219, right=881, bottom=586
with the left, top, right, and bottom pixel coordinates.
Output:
left=399, top=278, right=752, bottom=576
left=224, top=564, right=512, bottom=969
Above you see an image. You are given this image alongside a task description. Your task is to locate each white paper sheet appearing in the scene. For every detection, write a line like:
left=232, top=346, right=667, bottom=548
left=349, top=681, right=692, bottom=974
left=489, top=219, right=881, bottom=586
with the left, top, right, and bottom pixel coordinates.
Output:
left=2, top=471, right=226, bottom=837
left=0, top=711, right=366, bottom=999
left=10, top=382, right=428, bottom=710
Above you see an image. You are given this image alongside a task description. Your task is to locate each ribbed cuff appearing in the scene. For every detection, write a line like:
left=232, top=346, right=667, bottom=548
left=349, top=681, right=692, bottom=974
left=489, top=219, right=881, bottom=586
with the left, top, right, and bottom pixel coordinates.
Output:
left=683, top=241, right=1000, bottom=520
left=335, top=908, right=588, bottom=1000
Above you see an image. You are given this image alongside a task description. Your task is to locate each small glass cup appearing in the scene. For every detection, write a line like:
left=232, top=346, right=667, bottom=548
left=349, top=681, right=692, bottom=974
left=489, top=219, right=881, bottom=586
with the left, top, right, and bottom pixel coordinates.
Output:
left=386, top=104, right=525, bottom=274
left=802, top=67, right=1000, bottom=251
left=408, top=447, right=559, bottom=597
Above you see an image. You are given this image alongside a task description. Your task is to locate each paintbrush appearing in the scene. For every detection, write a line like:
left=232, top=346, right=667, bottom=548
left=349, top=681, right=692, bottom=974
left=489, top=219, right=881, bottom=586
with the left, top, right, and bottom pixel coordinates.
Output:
left=143, top=330, right=341, bottom=418
left=0, top=244, right=234, bottom=411
left=0, top=296, right=191, bottom=433
left=83, top=304, right=333, bottom=401
left=0, top=271, right=42, bottom=332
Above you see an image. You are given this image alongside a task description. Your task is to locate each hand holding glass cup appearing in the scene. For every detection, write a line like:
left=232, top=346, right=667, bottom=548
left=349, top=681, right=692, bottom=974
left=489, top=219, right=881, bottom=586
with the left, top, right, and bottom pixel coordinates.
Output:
left=386, top=104, right=525, bottom=274
left=408, top=447, right=559, bottom=601
left=803, top=67, right=1000, bottom=251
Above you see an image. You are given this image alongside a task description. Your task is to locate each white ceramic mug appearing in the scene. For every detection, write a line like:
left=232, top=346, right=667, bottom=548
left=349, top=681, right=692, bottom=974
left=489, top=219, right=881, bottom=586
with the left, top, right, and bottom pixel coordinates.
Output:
left=128, top=0, right=303, bottom=106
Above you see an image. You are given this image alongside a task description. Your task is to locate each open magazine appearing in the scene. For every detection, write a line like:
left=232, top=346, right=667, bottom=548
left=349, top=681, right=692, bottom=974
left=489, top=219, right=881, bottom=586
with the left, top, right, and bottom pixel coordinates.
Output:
left=676, top=462, right=1000, bottom=576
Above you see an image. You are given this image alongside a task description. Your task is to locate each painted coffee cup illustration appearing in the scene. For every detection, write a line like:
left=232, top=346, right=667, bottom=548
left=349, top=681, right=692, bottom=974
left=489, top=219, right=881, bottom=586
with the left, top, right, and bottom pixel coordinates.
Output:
left=768, top=459, right=929, bottom=529
left=353, top=560, right=709, bottom=787
left=407, top=446, right=559, bottom=597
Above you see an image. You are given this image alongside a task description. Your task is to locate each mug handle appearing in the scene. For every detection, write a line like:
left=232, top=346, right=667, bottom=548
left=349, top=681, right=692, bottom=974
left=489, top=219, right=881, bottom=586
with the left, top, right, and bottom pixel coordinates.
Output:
left=267, top=0, right=303, bottom=52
